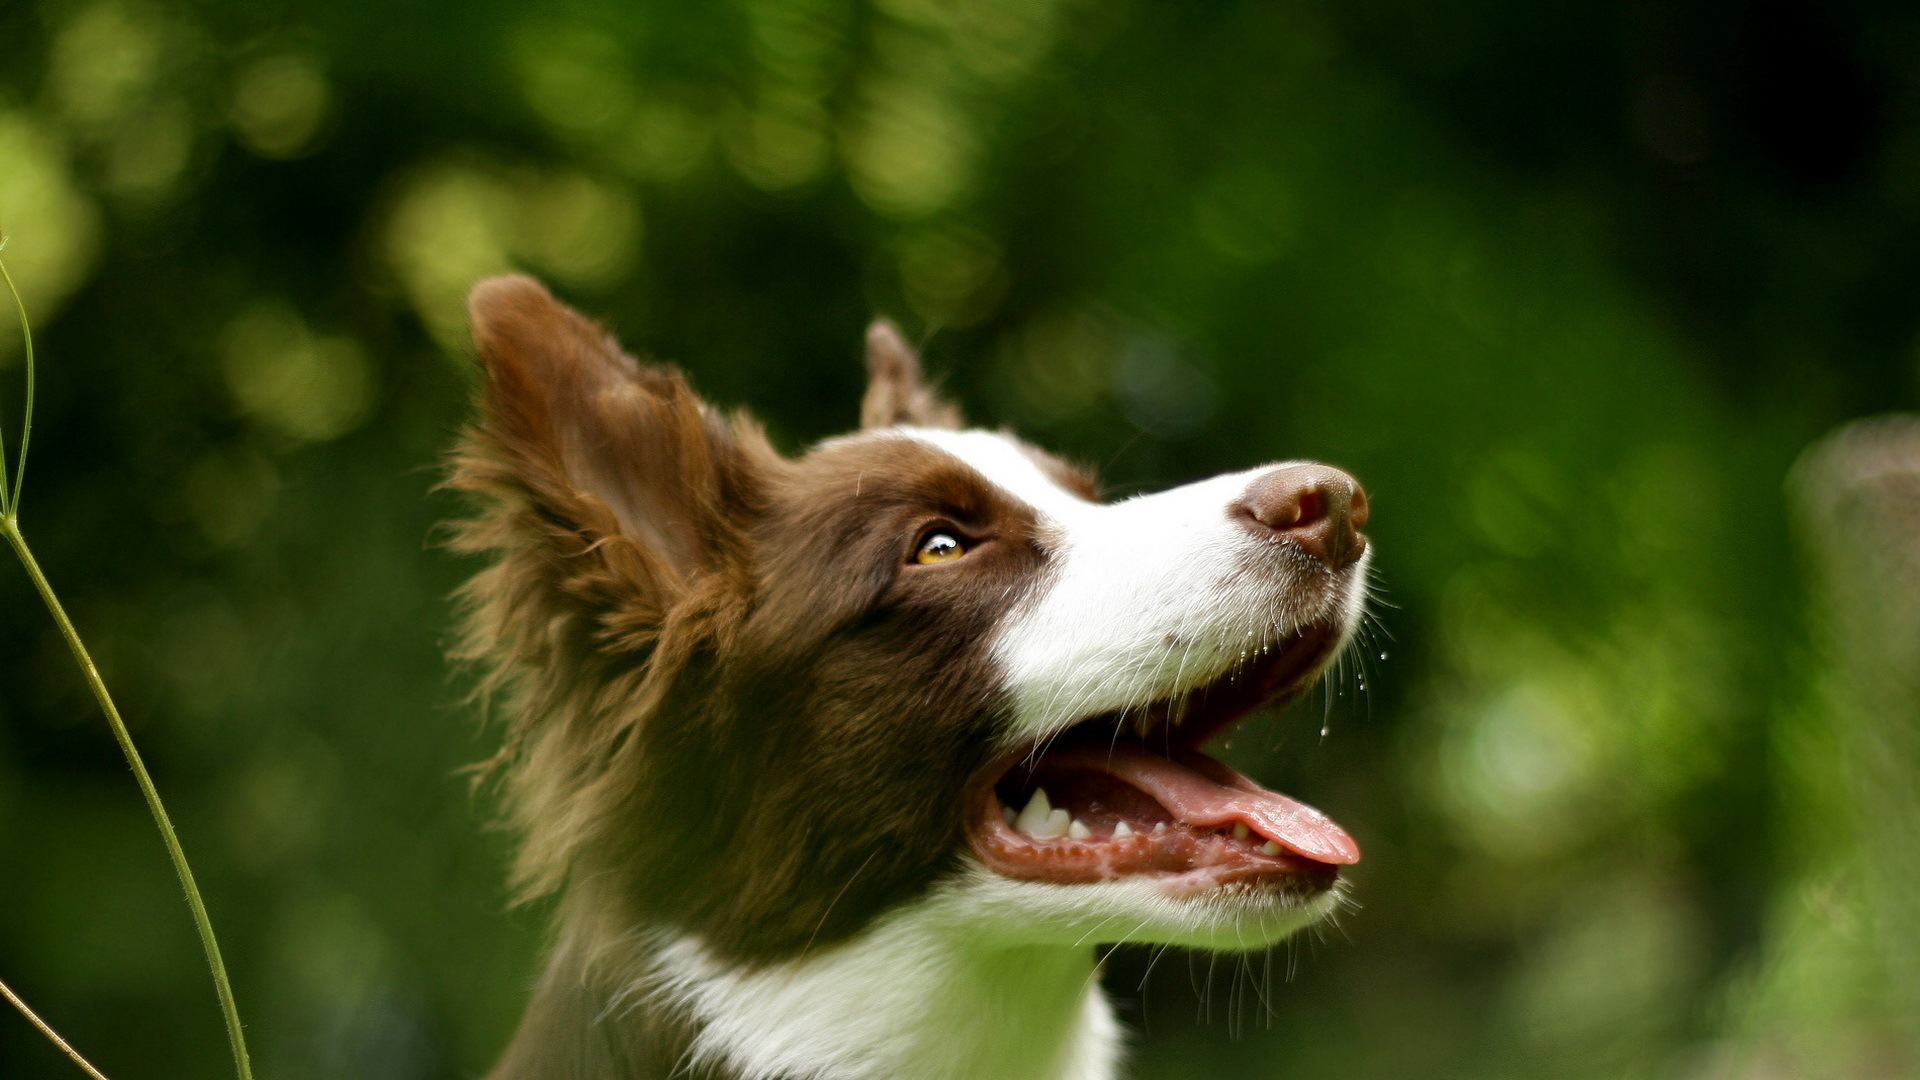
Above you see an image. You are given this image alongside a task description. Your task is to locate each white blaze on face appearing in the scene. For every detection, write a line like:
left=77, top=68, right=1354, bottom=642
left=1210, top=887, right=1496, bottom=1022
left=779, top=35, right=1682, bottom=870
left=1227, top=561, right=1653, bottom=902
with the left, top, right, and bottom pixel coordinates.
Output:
left=635, top=429, right=1368, bottom=1080
left=900, top=428, right=1369, bottom=744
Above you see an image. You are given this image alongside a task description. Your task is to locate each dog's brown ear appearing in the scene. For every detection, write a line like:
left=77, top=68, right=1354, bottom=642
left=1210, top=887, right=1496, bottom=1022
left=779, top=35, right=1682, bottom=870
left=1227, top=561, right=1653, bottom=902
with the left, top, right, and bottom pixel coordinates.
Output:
left=452, top=275, right=771, bottom=618
left=860, top=319, right=963, bottom=429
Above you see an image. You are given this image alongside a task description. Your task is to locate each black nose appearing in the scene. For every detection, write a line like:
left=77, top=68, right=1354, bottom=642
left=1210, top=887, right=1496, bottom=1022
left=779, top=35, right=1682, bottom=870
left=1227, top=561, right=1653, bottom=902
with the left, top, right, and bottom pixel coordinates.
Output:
left=1231, top=464, right=1369, bottom=568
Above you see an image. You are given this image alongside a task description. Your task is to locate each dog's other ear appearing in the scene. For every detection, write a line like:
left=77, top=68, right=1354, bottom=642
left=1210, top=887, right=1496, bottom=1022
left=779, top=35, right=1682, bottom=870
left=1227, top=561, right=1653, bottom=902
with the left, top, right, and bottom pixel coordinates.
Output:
left=454, top=275, right=770, bottom=611
left=860, top=319, right=963, bottom=429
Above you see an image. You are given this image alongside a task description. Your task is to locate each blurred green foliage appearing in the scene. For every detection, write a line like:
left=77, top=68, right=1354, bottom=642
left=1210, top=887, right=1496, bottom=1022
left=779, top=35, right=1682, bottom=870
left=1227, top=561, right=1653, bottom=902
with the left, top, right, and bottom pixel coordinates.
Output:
left=1, top=0, right=1916, bottom=1077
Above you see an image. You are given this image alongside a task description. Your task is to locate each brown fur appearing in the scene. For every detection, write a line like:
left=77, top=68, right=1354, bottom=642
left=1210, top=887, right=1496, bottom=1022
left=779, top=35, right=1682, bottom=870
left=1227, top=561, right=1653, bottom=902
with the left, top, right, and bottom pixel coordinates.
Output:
left=447, top=276, right=776, bottom=912
left=447, top=276, right=1062, bottom=990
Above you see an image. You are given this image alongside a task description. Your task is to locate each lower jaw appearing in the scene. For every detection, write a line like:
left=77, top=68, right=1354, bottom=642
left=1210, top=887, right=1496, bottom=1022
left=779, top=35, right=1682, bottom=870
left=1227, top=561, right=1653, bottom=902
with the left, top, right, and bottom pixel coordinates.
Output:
left=983, top=855, right=1339, bottom=902
left=952, top=852, right=1344, bottom=957
left=965, top=783, right=1340, bottom=899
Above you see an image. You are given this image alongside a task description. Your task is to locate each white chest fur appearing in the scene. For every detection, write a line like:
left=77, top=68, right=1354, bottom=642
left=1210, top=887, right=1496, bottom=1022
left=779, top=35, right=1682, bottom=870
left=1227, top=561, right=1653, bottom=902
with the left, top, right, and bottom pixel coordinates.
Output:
left=637, top=892, right=1126, bottom=1080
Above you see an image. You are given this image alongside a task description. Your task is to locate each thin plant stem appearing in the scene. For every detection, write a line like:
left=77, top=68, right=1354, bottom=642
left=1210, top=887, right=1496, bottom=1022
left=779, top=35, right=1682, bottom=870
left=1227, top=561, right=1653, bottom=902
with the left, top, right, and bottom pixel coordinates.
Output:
left=0, top=248, right=253, bottom=1080
left=0, top=253, right=31, bottom=513
left=0, top=974, right=113, bottom=1080
left=0, top=521, right=255, bottom=1080
left=0, top=237, right=14, bottom=518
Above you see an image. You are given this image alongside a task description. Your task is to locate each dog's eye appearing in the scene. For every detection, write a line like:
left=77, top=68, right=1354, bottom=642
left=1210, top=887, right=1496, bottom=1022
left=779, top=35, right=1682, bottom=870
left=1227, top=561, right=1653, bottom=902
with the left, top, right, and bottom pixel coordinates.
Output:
left=915, top=532, right=967, bottom=565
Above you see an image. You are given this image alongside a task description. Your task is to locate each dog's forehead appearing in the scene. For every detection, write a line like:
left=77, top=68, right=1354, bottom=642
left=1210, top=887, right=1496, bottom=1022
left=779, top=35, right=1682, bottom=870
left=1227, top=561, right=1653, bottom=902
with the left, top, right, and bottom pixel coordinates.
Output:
left=890, top=428, right=1092, bottom=517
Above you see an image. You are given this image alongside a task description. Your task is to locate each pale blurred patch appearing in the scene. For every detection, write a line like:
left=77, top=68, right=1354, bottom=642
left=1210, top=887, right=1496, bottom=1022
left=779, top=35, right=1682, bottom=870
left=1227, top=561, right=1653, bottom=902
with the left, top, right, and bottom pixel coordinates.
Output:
left=46, top=2, right=206, bottom=204
left=1113, top=336, right=1220, bottom=440
left=0, top=112, right=102, bottom=363
left=510, top=24, right=640, bottom=140
left=266, top=883, right=436, bottom=1080
left=990, top=305, right=1220, bottom=438
left=1430, top=599, right=1732, bottom=861
left=994, top=305, right=1120, bottom=427
left=1503, top=872, right=1706, bottom=1049
left=509, top=24, right=713, bottom=183
left=725, top=0, right=845, bottom=192
left=271, top=886, right=392, bottom=1014
left=384, top=167, right=514, bottom=350
left=506, top=0, right=1072, bottom=207
left=146, top=584, right=281, bottom=742
left=842, top=73, right=977, bottom=218
left=725, top=92, right=834, bottom=192
left=1438, top=664, right=1606, bottom=856
left=221, top=301, right=376, bottom=442
left=622, top=100, right=713, bottom=182
left=224, top=741, right=338, bottom=873
left=47, top=3, right=165, bottom=127
left=229, top=51, right=332, bottom=160
left=897, top=221, right=1005, bottom=327
left=1427, top=444, right=1735, bottom=862
left=841, top=0, right=1066, bottom=217
left=875, top=0, right=1064, bottom=86
left=1705, top=872, right=1911, bottom=1078
left=742, top=0, right=848, bottom=84
left=515, top=173, right=642, bottom=283
left=383, top=162, right=641, bottom=350
left=1777, top=416, right=1920, bottom=1065
left=100, top=96, right=197, bottom=201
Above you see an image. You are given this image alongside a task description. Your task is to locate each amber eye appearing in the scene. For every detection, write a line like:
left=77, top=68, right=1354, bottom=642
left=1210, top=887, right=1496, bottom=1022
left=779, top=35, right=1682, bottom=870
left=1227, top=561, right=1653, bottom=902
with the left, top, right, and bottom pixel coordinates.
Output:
left=915, top=531, right=967, bottom=565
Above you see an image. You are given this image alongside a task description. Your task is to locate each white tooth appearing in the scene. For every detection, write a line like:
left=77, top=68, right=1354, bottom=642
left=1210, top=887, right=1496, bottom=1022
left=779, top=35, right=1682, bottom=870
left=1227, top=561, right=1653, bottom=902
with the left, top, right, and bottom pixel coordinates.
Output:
left=1232, top=822, right=1250, bottom=841
left=1112, top=821, right=1134, bottom=839
left=1014, top=789, right=1054, bottom=836
left=1040, top=808, right=1071, bottom=839
left=1152, top=822, right=1168, bottom=835
left=1261, top=841, right=1282, bottom=856
left=1002, top=805, right=1017, bottom=826
left=1067, top=818, right=1092, bottom=840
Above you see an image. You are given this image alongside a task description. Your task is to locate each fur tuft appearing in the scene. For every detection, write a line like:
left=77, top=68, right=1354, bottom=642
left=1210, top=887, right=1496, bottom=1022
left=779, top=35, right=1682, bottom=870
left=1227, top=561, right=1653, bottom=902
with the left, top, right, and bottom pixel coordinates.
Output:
left=860, top=319, right=963, bottom=430
left=445, top=275, right=779, bottom=907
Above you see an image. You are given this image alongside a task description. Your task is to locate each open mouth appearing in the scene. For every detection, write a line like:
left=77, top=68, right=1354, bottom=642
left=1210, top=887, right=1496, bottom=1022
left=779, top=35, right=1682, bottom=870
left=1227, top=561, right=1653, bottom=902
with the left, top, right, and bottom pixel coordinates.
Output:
left=969, top=621, right=1359, bottom=895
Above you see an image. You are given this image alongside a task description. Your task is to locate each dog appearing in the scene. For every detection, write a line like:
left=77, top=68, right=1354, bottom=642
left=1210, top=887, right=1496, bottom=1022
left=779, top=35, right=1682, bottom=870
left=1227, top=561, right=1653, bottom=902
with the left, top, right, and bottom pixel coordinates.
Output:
left=447, top=275, right=1370, bottom=1080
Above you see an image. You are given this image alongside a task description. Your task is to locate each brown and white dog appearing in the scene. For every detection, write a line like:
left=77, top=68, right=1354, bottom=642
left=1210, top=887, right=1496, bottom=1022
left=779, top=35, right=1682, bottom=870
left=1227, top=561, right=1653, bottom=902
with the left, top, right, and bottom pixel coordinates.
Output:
left=448, top=275, right=1371, bottom=1080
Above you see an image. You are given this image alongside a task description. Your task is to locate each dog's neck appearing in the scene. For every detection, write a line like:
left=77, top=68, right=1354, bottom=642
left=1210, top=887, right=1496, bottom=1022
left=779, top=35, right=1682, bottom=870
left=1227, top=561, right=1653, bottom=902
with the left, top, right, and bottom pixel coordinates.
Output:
left=490, top=899, right=1123, bottom=1080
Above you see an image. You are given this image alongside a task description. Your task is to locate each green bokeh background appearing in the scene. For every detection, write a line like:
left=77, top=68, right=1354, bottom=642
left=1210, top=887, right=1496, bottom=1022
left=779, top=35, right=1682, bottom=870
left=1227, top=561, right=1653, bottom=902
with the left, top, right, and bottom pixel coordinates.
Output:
left=1, top=1, right=1917, bottom=1077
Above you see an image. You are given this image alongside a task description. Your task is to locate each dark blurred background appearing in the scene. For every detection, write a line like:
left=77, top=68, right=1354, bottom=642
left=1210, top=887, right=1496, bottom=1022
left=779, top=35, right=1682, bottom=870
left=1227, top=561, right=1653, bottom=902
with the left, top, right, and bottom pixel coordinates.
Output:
left=2, top=0, right=1917, bottom=1077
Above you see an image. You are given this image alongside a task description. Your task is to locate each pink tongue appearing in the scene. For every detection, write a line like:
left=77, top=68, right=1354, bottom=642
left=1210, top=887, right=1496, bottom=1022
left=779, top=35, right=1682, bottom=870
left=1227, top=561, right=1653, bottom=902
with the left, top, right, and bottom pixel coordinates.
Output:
left=1047, top=743, right=1361, bottom=865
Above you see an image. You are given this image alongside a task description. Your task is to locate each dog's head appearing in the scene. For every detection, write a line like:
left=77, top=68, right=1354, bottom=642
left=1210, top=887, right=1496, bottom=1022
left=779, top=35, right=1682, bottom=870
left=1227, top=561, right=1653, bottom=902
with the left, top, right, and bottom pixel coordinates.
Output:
left=450, top=276, right=1369, bottom=966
